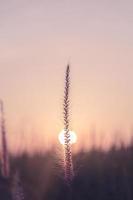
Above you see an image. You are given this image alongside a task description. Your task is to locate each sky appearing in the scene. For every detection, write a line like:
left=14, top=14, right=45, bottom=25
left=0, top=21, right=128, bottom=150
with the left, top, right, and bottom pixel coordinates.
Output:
left=0, top=0, right=133, bottom=153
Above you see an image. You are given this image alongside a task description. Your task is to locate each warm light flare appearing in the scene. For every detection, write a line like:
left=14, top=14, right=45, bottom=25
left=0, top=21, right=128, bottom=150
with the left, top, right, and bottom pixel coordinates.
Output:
left=58, top=130, right=77, bottom=145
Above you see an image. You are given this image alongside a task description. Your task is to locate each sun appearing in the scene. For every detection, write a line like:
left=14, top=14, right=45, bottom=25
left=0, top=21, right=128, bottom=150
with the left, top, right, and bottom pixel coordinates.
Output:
left=58, top=130, right=77, bottom=145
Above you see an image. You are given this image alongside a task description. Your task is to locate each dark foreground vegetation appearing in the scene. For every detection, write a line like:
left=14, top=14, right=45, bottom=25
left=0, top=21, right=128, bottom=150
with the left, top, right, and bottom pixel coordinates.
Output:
left=1, top=143, right=133, bottom=200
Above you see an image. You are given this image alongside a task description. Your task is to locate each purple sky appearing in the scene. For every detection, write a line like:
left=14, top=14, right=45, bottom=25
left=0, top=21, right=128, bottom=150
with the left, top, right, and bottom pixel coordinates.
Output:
left=0, top=1, right=133, bottom=153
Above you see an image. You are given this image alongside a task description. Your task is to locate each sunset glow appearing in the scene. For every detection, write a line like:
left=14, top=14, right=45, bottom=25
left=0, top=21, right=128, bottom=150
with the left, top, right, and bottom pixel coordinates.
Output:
left=1, top=1, right=133, bottom=199
left=58, top=130, right=77, bottom=145
left=0, top=1, right=133, bottom=154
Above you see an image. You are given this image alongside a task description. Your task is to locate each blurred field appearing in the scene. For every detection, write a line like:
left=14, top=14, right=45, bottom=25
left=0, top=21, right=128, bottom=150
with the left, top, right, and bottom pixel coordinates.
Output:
left=1, top=142, right=133, bottom=200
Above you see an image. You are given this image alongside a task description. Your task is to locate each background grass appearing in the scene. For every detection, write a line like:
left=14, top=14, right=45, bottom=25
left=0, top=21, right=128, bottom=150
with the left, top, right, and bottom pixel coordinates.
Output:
left=0, top=142, right=132, bottom=200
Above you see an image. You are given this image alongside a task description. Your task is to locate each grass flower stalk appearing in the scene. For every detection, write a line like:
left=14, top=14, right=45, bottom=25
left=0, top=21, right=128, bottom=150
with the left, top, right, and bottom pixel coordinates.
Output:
left=63, top=64, right=74, bottom=185
left=0, top=99, right=9, bottom=178
left=12, top=171, right=25, bottom=200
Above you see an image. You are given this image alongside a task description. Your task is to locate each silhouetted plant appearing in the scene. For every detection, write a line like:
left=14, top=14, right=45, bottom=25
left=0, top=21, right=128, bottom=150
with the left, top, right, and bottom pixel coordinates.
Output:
left=63, top=65, right=74, bottom=185
left=0, top=100, right=9, bottom=178
left=11, top=171, right=25, bottom=200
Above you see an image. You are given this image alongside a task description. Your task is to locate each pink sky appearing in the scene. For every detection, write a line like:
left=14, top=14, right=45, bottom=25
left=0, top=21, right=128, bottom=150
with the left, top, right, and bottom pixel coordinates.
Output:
left=0, top=1, right=133, bottom=153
